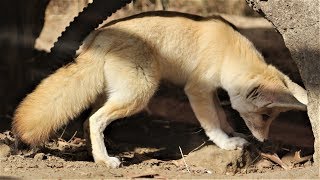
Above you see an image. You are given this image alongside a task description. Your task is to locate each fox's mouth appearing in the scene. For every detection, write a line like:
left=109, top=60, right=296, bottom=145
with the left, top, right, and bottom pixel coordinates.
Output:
left=245, top=124, right=268, bottom=142
left=252, top=133, right=266, bottom=142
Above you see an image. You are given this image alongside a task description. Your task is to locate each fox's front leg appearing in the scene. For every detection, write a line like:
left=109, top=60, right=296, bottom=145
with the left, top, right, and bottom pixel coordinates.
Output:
left=212, top=92, right=234, bottom=134
left=185, top=85, right=247, bottom=150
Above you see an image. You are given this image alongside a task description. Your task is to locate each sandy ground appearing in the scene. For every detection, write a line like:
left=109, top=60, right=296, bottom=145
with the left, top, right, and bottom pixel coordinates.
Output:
left=0, top=118, right=318, bottom=179
left=1, top=156, right=318, bottom=179
left=0, top=105, right=318, bottom=179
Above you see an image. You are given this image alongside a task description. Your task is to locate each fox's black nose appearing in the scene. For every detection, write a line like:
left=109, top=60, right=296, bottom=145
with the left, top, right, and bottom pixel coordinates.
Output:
left=263, top=139, right=271, bottom=143
left=252, top=135, right=268, bottom=142
left=260, top=138, right=271, bottom=143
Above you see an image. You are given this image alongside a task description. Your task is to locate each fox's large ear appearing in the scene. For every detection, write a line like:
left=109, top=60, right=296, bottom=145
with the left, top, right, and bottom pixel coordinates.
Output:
left=265, top=90, right=307, bottom=111
left=282, top=76, right=308, bottom=105
left=248, top=83, right=307, bottom=111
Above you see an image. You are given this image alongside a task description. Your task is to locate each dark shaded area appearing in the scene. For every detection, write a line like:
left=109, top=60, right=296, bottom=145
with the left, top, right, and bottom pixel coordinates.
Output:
left=0, top=176, right=19, bottom=180
left=0, top=0, right=49, bottom=117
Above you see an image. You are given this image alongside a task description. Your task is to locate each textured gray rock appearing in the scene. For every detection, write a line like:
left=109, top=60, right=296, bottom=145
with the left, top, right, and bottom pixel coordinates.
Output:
left=246, top=0, right=319, bottom=165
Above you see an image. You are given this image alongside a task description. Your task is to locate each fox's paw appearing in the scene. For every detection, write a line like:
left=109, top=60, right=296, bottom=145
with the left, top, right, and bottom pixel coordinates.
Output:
left=95, top=156, right=121, bottom=168
left=219, top=137, right=248, bottom=150
left=206, top=128, right=248, bottom=150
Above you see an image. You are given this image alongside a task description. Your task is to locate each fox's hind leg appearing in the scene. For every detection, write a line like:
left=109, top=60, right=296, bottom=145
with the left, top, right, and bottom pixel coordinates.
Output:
left=89, top=82, right=158, bottom=167
left=89, top=55, right=159, bottom=168
left=83, top=94, right=107, bottom=156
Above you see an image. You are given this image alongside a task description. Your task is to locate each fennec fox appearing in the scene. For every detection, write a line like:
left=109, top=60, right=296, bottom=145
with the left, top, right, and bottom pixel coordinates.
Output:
left=13, top=11, right=308, bottom=168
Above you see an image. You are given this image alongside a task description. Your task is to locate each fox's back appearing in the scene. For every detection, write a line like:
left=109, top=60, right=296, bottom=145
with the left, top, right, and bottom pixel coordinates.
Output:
left=87, top=11, right=236, bottom=84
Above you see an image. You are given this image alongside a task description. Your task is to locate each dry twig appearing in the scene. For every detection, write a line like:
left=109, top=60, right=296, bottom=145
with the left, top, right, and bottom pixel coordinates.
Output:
left=189, top=141, right=207, bottom=154
left=68, top=131, right=78, bottom=143
left=59, top=126, right=67, bottom=139
left=179, top=146, right=191, bottom=173
left=293, top=150, right=313, bottom=164
left=261, top=152, right=290, bottom=170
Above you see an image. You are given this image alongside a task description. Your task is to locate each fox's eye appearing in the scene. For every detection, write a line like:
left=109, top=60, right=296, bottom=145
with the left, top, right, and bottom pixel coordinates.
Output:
left=261, top=114, right=270, bottom=121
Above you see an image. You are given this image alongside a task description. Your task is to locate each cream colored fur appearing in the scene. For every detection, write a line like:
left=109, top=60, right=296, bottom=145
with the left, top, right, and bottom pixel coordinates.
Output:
left=12, top=11, right=307, bottom=168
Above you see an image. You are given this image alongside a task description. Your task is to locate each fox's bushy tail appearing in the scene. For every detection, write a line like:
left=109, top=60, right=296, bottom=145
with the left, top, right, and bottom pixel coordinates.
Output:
left=12, top=40, right=105, bottom=146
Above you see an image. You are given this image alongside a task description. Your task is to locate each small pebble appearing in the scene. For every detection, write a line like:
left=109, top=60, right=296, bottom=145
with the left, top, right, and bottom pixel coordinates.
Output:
left=34, top=153, right=45, bottom=161
left=4, top=167, right=10, bottom=172
left=256, top=159, right=273, bottom=170
left=0, top=144, right=11, bottom=158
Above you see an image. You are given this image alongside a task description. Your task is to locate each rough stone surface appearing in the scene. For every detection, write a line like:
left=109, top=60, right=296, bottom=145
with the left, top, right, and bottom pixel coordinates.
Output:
left=185, top=144, right=250, bottom=175
left=246, top=0, right=319, bottom=165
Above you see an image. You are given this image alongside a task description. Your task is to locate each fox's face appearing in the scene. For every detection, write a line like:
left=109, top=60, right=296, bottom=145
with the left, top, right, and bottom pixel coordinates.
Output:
left=237, top=108, right=280, bottom=142
left=229, top=66, right=307, bottom=142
